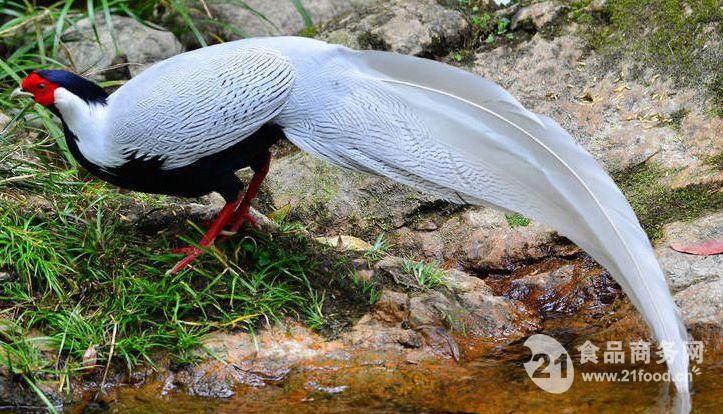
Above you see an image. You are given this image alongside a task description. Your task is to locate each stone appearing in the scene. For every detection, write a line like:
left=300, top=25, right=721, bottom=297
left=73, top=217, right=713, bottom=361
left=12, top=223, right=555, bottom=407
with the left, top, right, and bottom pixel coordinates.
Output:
left=319, top=0, right=466, bottom=55
left=314, top=234, right=374, bottom=251
left=675, top=278, right=722, bottom=344
left=393, top=207, right=574, bottom=270
left=263, top=152, right=434, bottom=238
left=656, top=213, right=723, bottom=292
left=203, top=0, right=375, bottom=44
left=373, top=290, right=409, bottom=323
left=0, top=112, right=10, bottom=131
left=511, top=1, right=565, bottom=31
left=61, top=15, right=183, bottom=80
left=472, top=32, right=721, bottom=181
left=588, top=0, right=608, bottom=12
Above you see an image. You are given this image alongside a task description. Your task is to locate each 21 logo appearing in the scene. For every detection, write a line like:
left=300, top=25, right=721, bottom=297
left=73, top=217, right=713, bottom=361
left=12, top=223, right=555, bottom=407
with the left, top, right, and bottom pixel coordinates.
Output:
left=523, top=334, right=574, bottom=394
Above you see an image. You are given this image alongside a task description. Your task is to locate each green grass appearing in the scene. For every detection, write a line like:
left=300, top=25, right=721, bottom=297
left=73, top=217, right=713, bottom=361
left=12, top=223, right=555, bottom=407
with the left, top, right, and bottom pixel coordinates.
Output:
left=580, top=0, right=722, bottom=99
left=402, top=259, right=447, bottom=290
left=452, top=0, right=517, bottom=60
left=0, top=139, right=348, bottom=400
left=0, top=1, right=332, bottom=409
left=349, top=270, right=380, bottom=305
left=363, top=233, right=392, bottom=262
left=504, top=212, right=530, bottom=229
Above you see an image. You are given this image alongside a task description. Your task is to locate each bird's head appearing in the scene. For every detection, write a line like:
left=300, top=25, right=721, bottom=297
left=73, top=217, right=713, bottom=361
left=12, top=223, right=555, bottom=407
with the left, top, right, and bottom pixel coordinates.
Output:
left=11, top=70, right=108, bottom=108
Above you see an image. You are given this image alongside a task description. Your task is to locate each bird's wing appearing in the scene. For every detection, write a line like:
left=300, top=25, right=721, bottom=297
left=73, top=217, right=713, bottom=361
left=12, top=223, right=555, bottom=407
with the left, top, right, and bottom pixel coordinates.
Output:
left=108, top=43, right=294, bottom=169
left=274, top=43, right=690, bottom=412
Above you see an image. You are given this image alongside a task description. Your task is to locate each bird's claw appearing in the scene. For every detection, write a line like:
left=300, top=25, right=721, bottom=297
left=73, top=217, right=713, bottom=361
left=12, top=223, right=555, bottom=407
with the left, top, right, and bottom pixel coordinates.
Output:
left=170, top=246, right=198, bottom=255
left=170, top=246, right=204, bottom=273
left=230, top=211, right=258, bottom=232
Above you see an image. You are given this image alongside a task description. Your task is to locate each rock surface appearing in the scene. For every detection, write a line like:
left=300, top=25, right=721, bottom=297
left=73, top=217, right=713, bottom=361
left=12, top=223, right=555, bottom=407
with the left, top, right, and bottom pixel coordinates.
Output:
left=511, top=1, right=565, bottom=31
left=61, top=15, right=183, bottom=80
left=319, top=0, right=467, bottom=55
left=657, top=213, right=723, bottom=292
left=675, top=278, right=722, bottom=345
left=472, top=33, right=721, bottom=184
left=263, top=151, right=436, bottom=238
left=201, top=0, right=375, bottom=45
left=0, top=112, right=10, bottom=131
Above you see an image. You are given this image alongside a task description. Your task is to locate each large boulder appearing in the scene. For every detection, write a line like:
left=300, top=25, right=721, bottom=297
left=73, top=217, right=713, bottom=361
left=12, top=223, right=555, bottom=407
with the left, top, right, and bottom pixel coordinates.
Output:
left=510, top=1, right=566, bottom=32
left=60, top=15, right=183, bottom=80
left=319, top=0, right=466, bottom=55
left=206, top=0, right=375, bottom=40
left=472, top=33, right=721, bottom=181
left=262, top=151, right=436, bottom=238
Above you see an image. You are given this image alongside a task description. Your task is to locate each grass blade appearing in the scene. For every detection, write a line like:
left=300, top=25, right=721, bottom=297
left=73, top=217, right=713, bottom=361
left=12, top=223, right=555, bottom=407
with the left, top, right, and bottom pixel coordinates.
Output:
left=290, top=0, right=313, bottom=28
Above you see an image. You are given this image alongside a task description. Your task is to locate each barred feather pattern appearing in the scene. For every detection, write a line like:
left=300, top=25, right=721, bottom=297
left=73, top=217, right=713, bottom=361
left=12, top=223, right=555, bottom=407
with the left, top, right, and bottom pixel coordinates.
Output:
left=108, top=45, right=295, bottom=169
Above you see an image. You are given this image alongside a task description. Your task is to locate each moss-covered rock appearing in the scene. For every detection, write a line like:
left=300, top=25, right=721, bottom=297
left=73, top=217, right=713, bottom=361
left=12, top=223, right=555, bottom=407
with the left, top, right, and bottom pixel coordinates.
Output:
left=613, top=162, right=722, bottom=242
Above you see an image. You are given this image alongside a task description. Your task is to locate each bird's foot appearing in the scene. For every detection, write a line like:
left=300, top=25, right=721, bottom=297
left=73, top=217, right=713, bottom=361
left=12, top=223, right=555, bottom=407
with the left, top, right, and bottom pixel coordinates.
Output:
left=170, top=246, right=199, bottom=255
left=230, top=211, right=258, bottom=232
left=170, top=246, right=205, bottom=273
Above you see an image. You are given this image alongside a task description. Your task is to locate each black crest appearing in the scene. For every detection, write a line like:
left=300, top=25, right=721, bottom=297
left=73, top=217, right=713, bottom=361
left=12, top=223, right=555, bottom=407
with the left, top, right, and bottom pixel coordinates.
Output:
left=36, top=70, right=108, bottom=105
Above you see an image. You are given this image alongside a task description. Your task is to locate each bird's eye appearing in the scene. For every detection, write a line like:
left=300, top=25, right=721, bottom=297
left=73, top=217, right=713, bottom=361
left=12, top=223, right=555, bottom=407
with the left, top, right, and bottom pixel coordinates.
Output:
left=38, top=83, right=46, bottom=90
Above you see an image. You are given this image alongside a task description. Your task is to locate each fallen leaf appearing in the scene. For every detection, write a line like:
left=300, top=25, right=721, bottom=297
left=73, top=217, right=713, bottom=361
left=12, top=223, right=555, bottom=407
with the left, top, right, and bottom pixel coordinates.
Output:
left=315, top=235, right=373, bottom=251
left=670, top=240, right=723, bottom=256
left=267, top=203, right=293, bottom=223
left=578, top=91, right=595, bottom=102
left=83, top=344, right=98, bottom=370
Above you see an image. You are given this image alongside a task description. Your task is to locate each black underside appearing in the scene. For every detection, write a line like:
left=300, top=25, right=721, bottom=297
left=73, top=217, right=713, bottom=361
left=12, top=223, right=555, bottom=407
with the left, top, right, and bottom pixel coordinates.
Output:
left=59, top=115, right=283, bottom=203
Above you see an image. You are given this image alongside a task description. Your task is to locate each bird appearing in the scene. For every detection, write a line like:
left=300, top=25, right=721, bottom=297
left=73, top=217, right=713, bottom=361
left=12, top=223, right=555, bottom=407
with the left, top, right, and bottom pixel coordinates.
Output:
left=11, top=36, right=690, bottom=412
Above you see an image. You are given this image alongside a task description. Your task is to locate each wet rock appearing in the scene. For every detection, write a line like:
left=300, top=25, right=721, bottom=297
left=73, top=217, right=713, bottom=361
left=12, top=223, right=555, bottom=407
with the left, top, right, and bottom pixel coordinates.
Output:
left=394, top=207, right=574, bottom=270
left=0, top=375, right=63, bottom=412
left=204, top=0, right=375, bottom=42
left=675, top=279, right=722, bottom=345
left=511, top=1, right=565, bottom=31
left=319, top=0, right=467, bottom=55
left=264, top=152, right=434, bottom=238
left=373, top=257, right=539, bottom=343
left=345, top=314, right=424, bottom=350
left=656, top=213, right=723, bottom=292
left=61, top=15, right=182, bottom=80
left=501, top=258, right=620, bottom=318
left=373, top=290, right=409, bottom=323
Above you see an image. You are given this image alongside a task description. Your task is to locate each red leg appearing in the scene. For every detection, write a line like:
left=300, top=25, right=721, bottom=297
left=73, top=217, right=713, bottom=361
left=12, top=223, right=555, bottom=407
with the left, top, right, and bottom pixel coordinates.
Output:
left=170, top=199, right=241, bottom=273
left=227, top=154, right=271, bottom=234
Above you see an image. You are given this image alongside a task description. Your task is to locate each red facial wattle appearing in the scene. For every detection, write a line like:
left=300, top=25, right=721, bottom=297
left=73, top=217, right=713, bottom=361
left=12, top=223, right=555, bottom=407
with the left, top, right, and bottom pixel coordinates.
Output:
left=21, top=72, right=60, bottom=107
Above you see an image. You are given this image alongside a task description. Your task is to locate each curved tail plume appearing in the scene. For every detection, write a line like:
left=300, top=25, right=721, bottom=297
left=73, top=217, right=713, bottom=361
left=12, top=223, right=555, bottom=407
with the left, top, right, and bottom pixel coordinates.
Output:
left=330, top=48, right=691, bottom=411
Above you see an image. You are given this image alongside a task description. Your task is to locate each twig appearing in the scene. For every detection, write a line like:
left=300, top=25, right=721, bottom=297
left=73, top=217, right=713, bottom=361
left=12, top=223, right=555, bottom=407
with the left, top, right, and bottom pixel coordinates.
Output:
left=97, top=318, right=118, bottom=398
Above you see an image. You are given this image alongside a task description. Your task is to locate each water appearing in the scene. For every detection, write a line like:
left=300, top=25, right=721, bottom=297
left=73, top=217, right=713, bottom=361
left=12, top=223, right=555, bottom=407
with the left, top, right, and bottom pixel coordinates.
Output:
left=68, top=347, right=721, bottom=413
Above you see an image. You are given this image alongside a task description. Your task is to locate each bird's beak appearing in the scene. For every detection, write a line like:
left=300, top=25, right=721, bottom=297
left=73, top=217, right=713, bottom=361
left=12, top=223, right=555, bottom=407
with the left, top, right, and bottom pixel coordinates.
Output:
left=10, top=88, right=33, bottom=100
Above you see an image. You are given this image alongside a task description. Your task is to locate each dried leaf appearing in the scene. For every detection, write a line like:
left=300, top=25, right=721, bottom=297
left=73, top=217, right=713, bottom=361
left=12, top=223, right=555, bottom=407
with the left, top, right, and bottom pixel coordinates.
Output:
left=83, top=344, right=98, bottom=370
left=315, top=235, right=373, bottom=251
left=670, top=240, right=723, bottom=256
left=579, top=91, right=595, bottom=102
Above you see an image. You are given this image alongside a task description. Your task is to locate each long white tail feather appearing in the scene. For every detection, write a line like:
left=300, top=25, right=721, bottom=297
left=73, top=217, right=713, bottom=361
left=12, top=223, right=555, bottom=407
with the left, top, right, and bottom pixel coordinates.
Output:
left=257, top=37, right=690, bottom=412
left=340, top=49, right=690, bottom=411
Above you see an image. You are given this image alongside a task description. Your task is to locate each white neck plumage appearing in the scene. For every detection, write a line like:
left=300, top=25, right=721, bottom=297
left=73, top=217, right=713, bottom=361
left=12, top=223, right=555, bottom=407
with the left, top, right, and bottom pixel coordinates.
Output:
left=53, top=88, right=124, bottom=168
